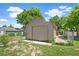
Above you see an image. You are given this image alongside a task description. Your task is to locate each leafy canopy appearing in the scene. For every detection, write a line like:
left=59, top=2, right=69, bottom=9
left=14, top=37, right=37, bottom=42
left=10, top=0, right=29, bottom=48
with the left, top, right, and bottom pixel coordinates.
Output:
left=16, top=7, right=43, bottom=25
left=2, top=25, right=7, bottom=28
left=65, top=5, right=79, bottom=29
left=49, top=15, right=59, bottom=26
left=8, top=24, right=14, bottom=28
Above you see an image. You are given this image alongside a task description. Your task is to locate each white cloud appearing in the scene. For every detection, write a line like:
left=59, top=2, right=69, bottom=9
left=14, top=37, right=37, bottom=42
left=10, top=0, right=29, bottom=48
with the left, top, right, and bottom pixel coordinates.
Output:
left=59, top=6, right=72, bottom=12
left=59, top=6, right=67, bottom=9
left=67, top=7, right=72, bottom=10
left=45, top=6, right=72, bottom=18
left=13, top=24, right=23, bottom=28
left=45, top=17, right=50, bottom=21
left=0, top=19, right=7, bottom=22
left=64, top=7, right=72, bottom=12
left=7, top=6, right=23, bottom=18
left=45, top=9, right=65, bottom=17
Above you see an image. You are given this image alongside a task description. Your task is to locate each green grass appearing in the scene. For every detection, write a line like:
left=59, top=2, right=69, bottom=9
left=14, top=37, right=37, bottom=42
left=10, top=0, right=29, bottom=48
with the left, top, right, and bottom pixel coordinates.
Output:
left=0, top=36, right=79, bottom=56
left=33, top=45, right=77, bottom=56
left=31, top=40, right=79, bottom=56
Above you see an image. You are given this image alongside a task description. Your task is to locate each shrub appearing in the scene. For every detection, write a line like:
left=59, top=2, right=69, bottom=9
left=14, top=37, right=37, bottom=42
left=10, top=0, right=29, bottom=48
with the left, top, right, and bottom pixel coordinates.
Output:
left=17, top=32, right=21, bottom=36
left=55, top=41, right=74, bottom=46
left=67, top=40, right=74, bottom=46
left=8, top=32, right=15, bottom=36
left=55, top=42, right=65, bottom=45
left=51, top=39, right=55, bottom=45
left=0, top=35, right=9, bottom=47
left=59, top=29, right=64, bottom=35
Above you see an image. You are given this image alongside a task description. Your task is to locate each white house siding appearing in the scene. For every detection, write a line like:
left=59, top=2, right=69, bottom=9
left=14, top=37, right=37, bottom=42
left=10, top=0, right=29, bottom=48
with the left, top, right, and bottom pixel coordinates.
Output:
left=0, top=31, right=5, bottom=35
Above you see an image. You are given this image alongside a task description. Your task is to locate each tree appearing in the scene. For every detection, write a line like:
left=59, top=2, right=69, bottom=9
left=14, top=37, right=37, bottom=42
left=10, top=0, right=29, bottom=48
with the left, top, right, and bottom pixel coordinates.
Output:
left=16, top=7, right=43, bottom=37
left=64, top=5, right=79, bottom=37
left=2, top=25, right=7, bottom=28
left=58, top=16, right=67, bottom=34
left=8, top=24, right=14, bottom=28
left=50, top=15, right=60, bottom=35
left=49, top=15, right=61, bottom=40
left=16, top=7, right=43, bottom=26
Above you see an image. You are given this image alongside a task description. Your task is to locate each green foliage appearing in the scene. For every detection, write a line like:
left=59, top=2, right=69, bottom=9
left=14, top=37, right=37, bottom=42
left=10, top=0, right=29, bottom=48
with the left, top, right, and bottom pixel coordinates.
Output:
left=67, top=40, right=74, bottom=46
left=50, top=15, right=59, bottom=26
left=1, top=24, right=14, bottom=28
left=59, top=17, right=68, bottom=29
left=64, top=5, right=79, bottom=29
left=50, top=16, right=68, bottom=29
left=0, top=37, right=79, bottom=55
left=58, top=29, right=64, bottom=35
left=0, top=35, right=9, bottom=47
left=55, top=42, right=73, bottom=46
left=7, top=32, right=15, bottom=36
left=2, top=25, right=7, bottom=28
left=16, top=32, right=21, bottom=36
left=33, top=43, right=77, bottom=56
left=0, top=49, right=17, bottom=56
left=16, top=7, right=43, bottom=25
left=8, top=24, right=14, bottom=28
left=55, top=42, right=66, bottom=45
left=49, top=15, right=67, bottom=35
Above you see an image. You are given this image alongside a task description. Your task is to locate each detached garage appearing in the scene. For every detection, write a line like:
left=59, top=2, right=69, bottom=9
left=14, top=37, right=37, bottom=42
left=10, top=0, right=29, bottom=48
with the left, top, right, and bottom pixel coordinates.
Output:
left=25, top=19, right=54, bottom=42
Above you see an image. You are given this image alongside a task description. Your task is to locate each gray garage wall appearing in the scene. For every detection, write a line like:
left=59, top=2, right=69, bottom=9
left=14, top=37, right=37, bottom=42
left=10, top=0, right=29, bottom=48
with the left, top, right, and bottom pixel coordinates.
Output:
left=25, top=19, right=54, bottom=42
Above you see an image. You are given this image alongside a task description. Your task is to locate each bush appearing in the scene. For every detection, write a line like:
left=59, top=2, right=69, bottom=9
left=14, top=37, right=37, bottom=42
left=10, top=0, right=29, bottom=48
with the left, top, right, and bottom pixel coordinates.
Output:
left=8, top=32, right=15, bottom=36
left=55, top=41, right=74, bottom=46
left=0, top=35, right=9, bottom=47
left=55, top=42, right=65, bottom=45
left=59, top=29, right=64, bottom=35
left=67, top=40, right=74, bottom=46
left=51, top=39, right=55, bottom=45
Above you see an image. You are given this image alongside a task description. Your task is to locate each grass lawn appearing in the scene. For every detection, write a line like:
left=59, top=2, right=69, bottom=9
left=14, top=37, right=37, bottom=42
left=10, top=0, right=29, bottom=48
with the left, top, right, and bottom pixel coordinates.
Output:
left=0, top=36, right=79, bottom=56
left=33, top=42, right=79, bottom=56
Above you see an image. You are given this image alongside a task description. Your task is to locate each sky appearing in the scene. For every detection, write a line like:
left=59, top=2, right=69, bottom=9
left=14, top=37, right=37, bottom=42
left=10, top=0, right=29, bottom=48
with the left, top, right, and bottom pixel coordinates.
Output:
left=0, top=3, right=78, bottom=28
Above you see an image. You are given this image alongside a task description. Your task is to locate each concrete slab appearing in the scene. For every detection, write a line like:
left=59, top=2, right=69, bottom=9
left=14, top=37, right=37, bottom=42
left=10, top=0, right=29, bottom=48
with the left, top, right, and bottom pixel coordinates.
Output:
left=23, top=40, right=51, bottom=46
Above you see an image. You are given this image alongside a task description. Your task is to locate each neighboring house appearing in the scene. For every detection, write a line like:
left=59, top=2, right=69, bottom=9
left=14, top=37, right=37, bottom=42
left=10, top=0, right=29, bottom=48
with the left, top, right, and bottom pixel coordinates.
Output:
left=25, top=19, right=54, bottom=42
left=0, top=28, right=23, bottom=36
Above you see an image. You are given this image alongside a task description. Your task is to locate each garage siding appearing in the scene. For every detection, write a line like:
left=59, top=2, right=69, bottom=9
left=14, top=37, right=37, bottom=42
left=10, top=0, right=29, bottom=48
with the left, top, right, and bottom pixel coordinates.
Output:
left=32, top=25, right=48, bottom=41
left=26, top=20, right=54, bottom=42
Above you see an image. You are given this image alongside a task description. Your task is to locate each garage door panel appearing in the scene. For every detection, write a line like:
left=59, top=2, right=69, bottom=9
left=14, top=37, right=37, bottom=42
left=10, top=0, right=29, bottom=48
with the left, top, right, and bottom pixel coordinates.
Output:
left=32, top=26, right=48, bottom=41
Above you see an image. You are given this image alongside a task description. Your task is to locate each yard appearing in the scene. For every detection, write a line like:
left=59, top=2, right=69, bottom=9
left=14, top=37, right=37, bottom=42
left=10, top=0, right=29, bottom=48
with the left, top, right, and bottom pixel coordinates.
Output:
left=0, top=36, right=79, bottom=56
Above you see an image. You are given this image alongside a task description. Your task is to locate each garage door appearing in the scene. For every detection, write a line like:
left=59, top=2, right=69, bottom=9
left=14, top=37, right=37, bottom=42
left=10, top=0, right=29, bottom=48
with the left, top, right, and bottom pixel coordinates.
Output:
left=32, top=25, right=48, bottom=41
